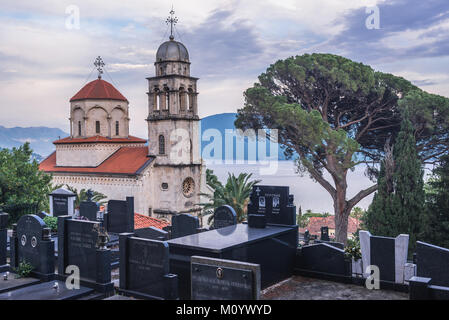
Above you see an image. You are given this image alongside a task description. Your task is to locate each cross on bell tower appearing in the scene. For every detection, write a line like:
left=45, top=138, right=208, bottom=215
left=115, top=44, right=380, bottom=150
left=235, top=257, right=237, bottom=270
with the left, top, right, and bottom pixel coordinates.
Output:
left=166, top=7, right=178, bottom=41
left=94, top=56, right=105, bottom=79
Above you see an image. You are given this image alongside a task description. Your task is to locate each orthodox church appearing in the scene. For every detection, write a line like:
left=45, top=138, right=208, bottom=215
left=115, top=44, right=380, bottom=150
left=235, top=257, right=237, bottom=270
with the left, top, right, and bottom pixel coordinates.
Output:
left=40, top=14, right=205, bottom=220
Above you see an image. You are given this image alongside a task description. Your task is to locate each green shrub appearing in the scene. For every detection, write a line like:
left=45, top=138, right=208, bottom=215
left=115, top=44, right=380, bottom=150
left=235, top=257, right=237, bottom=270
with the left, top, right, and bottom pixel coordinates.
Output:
left=344, top=237, right=361, bottom=261
left=43, top=216, right=58, bottom=232
left=14, top=261, right=34, bottom=278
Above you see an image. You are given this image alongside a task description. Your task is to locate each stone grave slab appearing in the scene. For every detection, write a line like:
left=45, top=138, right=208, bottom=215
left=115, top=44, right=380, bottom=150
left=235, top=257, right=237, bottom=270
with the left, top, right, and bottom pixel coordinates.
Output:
left=0, top=212, right=8, bottom=272
left=213, top=205, right=237, bottom=230
left=0, top=273, right=40, bottom=294
left=11, top=215, right=55, bottom=281
left=105, top=197, right=134, bottom=234
left=58, top=216, right=113, bottom=293
left=134, top=227, right=169, bottom=240
left=0, top=280, right=94, bottom=300
left=49, top=188, right=76, bottom=217
left=191, top=256, right=260, bottom=300
left=416, top=241, right=449, bottom=287
left=79, top=201, right=99, bottom=221
left=171, top=214, right=199, bottom=239
left=119, top=233, right=178, bottom=300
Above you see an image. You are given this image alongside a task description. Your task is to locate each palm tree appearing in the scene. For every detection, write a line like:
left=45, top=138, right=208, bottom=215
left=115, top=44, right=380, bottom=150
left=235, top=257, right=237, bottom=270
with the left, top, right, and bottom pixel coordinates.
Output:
left=199, top=169, right=261, bottom=226
left=65, top=185, right=108, bottom=208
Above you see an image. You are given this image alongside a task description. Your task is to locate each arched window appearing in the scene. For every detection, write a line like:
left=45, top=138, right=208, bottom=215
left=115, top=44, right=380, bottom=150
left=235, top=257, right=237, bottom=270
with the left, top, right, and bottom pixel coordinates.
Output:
left=115, top=121, right=119, bottom=136
left=78, top=121, right=82, bottom=136
left=188, top=88, right=194, bottom=110
left=159, top=135, right=165, bottom=155
left=164, top=87, right=170, bottom=110
left=96, top=121, right=100, bottom=134
left=179, top=87, right=186, bottom=110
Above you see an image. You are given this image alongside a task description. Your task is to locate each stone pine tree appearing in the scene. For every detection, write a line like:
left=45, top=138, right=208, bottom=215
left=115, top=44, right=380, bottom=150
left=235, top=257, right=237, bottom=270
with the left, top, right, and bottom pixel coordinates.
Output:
left=365, top=109, right=425, bottom=249
left=422, top=154, right=449, bottom=249
left=235, top=53, right=449, bottom=244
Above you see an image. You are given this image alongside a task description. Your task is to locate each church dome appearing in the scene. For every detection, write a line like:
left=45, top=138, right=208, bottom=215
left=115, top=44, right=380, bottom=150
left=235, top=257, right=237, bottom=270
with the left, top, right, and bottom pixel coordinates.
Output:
left=70, top=79, right=128, bottom=102
left=156, top=39, right=189, bottom=62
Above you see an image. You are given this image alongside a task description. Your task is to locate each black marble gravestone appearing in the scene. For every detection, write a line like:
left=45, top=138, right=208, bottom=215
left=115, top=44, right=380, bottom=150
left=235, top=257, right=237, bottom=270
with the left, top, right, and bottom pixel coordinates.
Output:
left=171, top=213, right=200, bottom=239
left=191, top=256, right=261, bottom=300
left=57, top=216, right=113, bottom=294
left=79, top=200, right=99, bottom=221
left=0, top=212, right=8, bottom=272
left=50, top=188, right=76, bottom=217
left=119, top=233, right=178, bottom=299
left=247, top=185, right=296, bottom=226
left=370, top=236, right=396, bottom=282
left=416, top=241, right=449, bottom=287
left=320, top=226, right=330, bottom=241
left=168, top=223, right=297, bottom=299
left=134, top=226, right=169, bottom=241
left=295, top=243, right=350, bottom=280
left=213, top=205, right=237, bottom=230
left=10, top=215, right=55, bottom=281
left=104, top=197, right=134, bottom=233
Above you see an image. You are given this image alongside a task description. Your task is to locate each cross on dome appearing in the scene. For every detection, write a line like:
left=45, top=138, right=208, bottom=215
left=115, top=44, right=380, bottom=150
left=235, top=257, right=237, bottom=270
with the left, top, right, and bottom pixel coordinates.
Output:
left=94, top=56, right=105, bottom=79
left=166, top=7, right=178, bottom=41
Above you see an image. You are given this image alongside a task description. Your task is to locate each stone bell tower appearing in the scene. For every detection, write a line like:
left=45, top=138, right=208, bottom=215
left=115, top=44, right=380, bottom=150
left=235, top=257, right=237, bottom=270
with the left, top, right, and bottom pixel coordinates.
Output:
left=146, top=9, right=203, bottom=218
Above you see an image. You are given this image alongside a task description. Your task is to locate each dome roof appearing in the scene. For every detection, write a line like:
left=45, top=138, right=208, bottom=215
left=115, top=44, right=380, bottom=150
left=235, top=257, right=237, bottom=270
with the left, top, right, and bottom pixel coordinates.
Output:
left=156, top=39, right=189, bottom=62
left=70, top=78, right=128, bottom=102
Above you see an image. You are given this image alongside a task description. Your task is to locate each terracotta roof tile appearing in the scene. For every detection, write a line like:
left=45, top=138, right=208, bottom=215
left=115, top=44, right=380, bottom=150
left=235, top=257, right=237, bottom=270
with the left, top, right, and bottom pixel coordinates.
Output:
left=53, top=135, right=146, bottom=144
left=39, top=146, right=154, bottom=175
left=134, top=213, right=170, bottom=230
left=299, top=216, right=361, bottom=237
left=70, top=79, right=128, bottom=102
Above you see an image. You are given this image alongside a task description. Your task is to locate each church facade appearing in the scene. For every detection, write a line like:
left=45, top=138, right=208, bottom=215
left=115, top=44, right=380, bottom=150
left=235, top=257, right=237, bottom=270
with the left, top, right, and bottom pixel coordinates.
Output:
left=40, top=35, right=205, bottom=221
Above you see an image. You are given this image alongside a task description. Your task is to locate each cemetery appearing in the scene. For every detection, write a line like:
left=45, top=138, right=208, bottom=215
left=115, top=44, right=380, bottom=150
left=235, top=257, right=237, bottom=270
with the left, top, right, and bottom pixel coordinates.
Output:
left=0, top=184, right=447, bottom=300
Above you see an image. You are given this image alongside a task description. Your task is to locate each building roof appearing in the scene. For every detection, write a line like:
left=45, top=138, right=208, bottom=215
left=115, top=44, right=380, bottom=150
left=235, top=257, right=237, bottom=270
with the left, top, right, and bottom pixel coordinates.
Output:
left=53, top=135, right=146, bottom=145
left=70, top=78, right=128, bottom=102
left=39, top=146, right=154, bottom=175
left=134, top=213, right=170, bottom=230
left=156, top=39, right=189, bottom=62
left=299, top=216, right=361, bottom=237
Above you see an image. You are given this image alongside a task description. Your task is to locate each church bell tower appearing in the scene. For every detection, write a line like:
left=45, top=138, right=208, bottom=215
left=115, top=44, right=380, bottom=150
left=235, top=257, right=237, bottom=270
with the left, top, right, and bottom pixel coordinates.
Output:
left=146, top=9, right=203, bottom=218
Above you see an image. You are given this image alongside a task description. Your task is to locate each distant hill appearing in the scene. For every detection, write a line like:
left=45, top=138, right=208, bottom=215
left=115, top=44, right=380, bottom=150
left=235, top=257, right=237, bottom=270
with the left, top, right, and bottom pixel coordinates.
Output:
left=200, top=113, right=288, bottom=161
left=0, top=113, right=290, bottom=162
left=0, top=125, right=68, bottom=158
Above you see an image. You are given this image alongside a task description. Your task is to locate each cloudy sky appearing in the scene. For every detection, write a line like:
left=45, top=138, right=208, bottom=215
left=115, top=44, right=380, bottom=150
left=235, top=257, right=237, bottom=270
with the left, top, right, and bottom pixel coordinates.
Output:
left=1, top=0, right=449, bottom=138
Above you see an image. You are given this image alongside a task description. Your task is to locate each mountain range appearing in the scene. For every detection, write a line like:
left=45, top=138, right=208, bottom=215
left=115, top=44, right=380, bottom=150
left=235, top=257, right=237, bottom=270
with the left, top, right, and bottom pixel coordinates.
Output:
left=0, top=113, right=288, bottom=161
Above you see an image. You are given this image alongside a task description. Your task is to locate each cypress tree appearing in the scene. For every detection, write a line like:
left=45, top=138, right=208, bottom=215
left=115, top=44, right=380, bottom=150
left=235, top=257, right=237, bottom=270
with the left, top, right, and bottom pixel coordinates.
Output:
left=422, top=155, right=449, bottom=249
left=364, top=108, right=425, bottom=253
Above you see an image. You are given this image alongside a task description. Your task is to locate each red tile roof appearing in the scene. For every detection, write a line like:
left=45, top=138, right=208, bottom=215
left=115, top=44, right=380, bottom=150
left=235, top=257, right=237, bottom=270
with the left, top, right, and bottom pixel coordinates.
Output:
left=70, top=78, right=128, bottom=102
left=134, top=213, right=170, bottom=230
left=53, top=135, right=146, bottom=145
left=39, top=146, right=154, bottom=175
left=299, top=216, right=361, bottom=237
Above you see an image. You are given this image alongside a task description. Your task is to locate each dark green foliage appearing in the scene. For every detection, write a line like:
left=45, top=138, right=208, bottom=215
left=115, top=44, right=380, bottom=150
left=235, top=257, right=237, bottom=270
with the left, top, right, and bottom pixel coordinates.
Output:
left=422, top=155, right=449, bottom=249
left=0, top=143, right=52, bottom=224
left=199, top=169, right=261, bottom=226
left=365, top=109, right=425, bottom=254
left=14, top=260, right=34, bottom=278
left=43, top=216, right=58, bottom=232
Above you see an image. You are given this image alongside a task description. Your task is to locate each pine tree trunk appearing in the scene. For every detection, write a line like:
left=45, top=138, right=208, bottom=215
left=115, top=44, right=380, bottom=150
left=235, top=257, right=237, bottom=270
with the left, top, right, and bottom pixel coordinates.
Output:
left=334, top=183, right=350, bottom=245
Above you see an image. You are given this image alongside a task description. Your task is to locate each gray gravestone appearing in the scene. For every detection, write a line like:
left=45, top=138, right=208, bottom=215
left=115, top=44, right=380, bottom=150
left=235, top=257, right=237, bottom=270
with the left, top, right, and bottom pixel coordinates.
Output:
left=134, top=227, right=169, bottom=241
left=10, top=215, right=55, bottom=281
left=0, top=212, right=8, bottom=272
left=105, top=197, right=134, bottom=233
left=213, top=205, right=237, bottom=229
left=191, top=256, right=261, bottom=300
left=248, top=185, right=296, bottom=226
left=79, top=201, right=99, bottom=221
left=119, top=233, right=178, bottom=299
left=57, top=216, right=113, bottom=293
left=171, top=214, right=200, bottom=239
left=416, top=241, right=449, bottom=287
left=49, top=188, right=76, bottom=217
